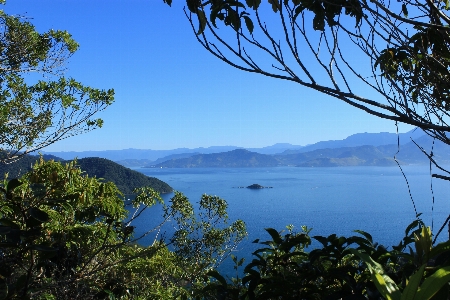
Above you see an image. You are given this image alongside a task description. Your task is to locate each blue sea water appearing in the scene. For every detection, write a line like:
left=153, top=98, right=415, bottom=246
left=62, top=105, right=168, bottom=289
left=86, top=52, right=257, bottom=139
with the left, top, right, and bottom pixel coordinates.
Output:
left=128, top=165, right=450, bottom=275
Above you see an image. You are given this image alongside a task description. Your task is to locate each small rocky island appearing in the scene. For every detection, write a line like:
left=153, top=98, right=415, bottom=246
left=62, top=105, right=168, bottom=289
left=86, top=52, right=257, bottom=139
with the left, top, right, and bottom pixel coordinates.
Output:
left=234, top=183, right=273, bottom=189
left=246, top=184, right=272, bottom=189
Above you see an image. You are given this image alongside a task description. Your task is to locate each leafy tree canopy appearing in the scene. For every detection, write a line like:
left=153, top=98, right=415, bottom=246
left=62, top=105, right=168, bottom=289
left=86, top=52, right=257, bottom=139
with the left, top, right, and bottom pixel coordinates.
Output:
left=0, top=4, right=114, bottom=163
left=0, top=158, right=247, bottom=299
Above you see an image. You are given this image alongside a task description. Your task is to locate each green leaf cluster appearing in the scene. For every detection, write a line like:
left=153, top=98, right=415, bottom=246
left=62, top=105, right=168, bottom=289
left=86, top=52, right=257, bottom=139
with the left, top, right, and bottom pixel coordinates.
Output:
left=194, top=219, right=450, bottom=299
left=0, top=158, right=247, bottom=299
left=0, top=8, right=114, bottom=163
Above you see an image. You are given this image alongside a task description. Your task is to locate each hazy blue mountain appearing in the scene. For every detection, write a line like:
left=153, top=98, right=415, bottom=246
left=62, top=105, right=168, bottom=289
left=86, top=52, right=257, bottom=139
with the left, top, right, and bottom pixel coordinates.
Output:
left=113, top=159, right=155, bottom=168
left=44, top=129, right=427, bottom=162
left=275, top=145, right=399, bottom=166
left=153, top=149, right=280, bottom=168
left=149, top=135, right=450, bottom=168
left=115, top=153, right=203, bottom=168
left=281, top=128, right=426, bottom=155
left=246, top=143, right=304, bottom=154
left=149, top=152, right=202, bottom=166
left=43, top=146, right=240, bottom=161
left=277, top=134, right=450, bottom=167
left=296, top=157, right=397, bottom=167
left=390, top=134, right=450, bottom=163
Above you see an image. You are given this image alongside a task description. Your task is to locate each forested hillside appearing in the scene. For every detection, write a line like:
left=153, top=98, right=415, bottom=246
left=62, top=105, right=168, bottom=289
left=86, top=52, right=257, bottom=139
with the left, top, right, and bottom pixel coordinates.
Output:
left=0, top=155, right=172, bottom=195
left=75, top=157, right=172, bottom=194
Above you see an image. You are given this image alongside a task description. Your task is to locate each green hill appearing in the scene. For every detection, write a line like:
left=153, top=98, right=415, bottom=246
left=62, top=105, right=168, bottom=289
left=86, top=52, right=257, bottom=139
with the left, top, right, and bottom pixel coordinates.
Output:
left=75, top=157, right=172, bottom=194
left=0, top=155, right=172, bottom=195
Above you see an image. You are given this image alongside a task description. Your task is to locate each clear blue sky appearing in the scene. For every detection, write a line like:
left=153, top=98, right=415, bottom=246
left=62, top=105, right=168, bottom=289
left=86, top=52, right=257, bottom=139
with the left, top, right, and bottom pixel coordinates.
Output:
left=5, top=1, right=413, bottom=151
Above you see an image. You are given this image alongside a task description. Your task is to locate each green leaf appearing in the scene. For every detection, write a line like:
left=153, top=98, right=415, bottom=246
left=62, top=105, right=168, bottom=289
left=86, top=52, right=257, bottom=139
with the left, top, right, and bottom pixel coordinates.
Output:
left=246, top=0, right=262, bottom=9
left=349, top=249, right=401, bottom=300
left=313, top=14, right=325, bottom=31
left=354, top=229, right=373, bottom=244
left=416, top=266, right=450, bottom=299
left=268, top=0, right=279, bottom=12
left=372, top=272, right=401, bottom=300
left=243, top=16, right=254, bottom=33
left=429, top=240, right=450, bottom=258
left=400, top=264, right=425, bottom=300
left=206, top=270, right=227, bottom=287
left=265, top=228, right=282, bottom=245
left=196, top=9, right=207, bottom=35
left=29, top=207, right=49, bottom=223
left=313, top=235, right=328, bottom=247
left=210, top=7, right=222, bottom=28
left=402, top=3, right=408, bottom=17
left=6, top=178, right=22, bottom=193
left=186, top=0, right=199, bottom=13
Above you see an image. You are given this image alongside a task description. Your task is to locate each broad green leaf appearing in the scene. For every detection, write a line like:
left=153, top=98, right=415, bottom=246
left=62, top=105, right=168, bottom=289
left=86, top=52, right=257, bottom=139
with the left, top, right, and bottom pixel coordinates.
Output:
left=265, top=228, right=282, bottom=245
left=416, top=266, right=450, bottom=299
left=6, top=178, right=21, bottom=192
left=29, top=207, right=49, bottom=222
left=354, top=229, right=373, bottom=244
left=206, top=270, right=227, bottom=287
left=400, top=264, right=425, bottom=300
left=405, top=219, right=423, bottom=236
left=429, top=240, right=450, bottom=258
left=349, top=249, right=401, bottom=300
left=371, top=272, right=401, bottom=300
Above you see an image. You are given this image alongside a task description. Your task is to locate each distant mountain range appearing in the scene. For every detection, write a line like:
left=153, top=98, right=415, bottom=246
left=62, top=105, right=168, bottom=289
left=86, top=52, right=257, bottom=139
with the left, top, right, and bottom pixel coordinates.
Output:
left=153, top=149, right=280, bottom=168
left=41, top=128, right=450, bottom=168
left=280, top=128, right=425, bottom=155
left=151, top=134, right=450, bottom=168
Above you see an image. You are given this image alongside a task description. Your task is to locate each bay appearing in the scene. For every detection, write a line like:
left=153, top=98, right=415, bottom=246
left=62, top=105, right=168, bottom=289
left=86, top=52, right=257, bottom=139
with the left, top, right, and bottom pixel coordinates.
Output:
left=128, top=165, right=450, bottom=275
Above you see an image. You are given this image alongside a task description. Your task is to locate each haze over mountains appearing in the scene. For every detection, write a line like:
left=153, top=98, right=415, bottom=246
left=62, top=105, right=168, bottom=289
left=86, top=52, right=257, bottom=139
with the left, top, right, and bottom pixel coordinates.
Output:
left=43, top=128, right=450, bottom=167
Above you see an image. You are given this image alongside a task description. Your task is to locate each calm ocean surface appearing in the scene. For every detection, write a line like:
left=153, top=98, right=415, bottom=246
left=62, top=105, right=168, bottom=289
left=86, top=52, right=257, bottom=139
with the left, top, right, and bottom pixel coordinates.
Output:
left=129, top=165, right=450, bottom=274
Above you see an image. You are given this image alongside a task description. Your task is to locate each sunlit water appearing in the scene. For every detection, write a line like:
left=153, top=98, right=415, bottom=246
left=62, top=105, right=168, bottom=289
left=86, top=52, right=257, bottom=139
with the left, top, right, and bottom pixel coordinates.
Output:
left=128, top=165, right=450, bottom=276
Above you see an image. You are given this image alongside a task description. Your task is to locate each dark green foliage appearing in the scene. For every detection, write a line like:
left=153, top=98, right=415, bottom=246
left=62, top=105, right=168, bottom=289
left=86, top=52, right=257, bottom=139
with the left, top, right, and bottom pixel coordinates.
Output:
left=0, top=159, right=247, bottom=299
left=193, top=219, right=450, bottom=299
left=0, top=153, right=62, bottom=178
